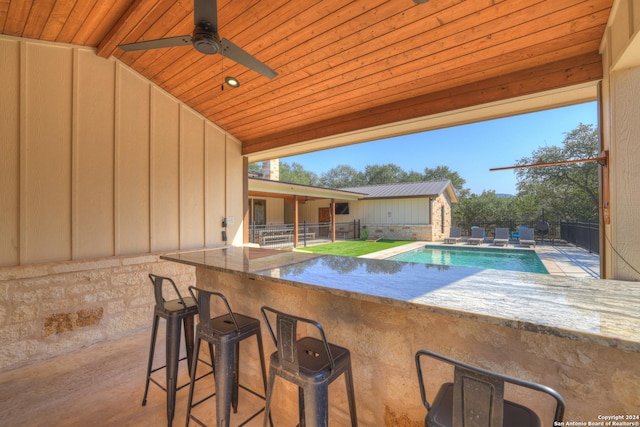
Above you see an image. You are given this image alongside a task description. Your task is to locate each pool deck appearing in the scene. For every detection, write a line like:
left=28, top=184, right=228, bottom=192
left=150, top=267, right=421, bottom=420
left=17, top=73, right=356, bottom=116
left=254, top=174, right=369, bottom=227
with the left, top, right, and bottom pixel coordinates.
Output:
left=359, top=240, right=600, bottom=279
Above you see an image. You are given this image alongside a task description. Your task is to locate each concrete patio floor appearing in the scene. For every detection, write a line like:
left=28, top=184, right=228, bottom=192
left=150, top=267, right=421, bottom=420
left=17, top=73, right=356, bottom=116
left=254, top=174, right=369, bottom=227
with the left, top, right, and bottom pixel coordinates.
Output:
left=0, top=326, right=268, bottom=427
left=534, top=243, right=600, bottom=278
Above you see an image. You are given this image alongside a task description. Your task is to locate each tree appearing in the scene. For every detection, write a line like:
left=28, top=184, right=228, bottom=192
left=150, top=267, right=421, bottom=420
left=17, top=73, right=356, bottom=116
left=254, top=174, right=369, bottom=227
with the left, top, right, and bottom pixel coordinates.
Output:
left=318, top=164, right=365, bottom=188
left=278, top=161, right=319, bottom=185
left=453, top=191, right=514, bottom=227
left=404, top=170, right=425, bottom=182
left=515, top=123, right=599, bottom=221
left=248, top=162, right=263, bottom=176
left=363, top=163, right=407, bottom=184
left=423, top=165, right=470, bottom=199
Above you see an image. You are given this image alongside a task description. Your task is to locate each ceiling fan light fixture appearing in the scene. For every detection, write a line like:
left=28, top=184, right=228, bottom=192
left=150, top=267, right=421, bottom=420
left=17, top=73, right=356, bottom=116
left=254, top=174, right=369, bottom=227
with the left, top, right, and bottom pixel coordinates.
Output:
left=192, top=25, right=220, bottom=55
left=225, top=76, right=240, bottom=88
left=116, top=0, right=277, bottom=79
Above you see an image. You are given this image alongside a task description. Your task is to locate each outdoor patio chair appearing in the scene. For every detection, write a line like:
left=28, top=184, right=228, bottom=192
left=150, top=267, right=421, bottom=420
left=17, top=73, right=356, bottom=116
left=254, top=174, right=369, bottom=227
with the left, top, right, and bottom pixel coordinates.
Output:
left=444, top=227, right=462, bottom=244
left=261, top=306, right=358, bottom=427
left=415, top=349, right=565, bottom=427
left=511, top=226, right=528, bottom=241
left=468, top=227, right=485, bottom=245
left=536, top=221, right=550, bottom=244
left=519, top=228, right=536, bottom=247
left=185, top=287, right=271, bottom=427
left=143, top=274, right=212, bottom=427
left=493, top=228, right=509, bottom=246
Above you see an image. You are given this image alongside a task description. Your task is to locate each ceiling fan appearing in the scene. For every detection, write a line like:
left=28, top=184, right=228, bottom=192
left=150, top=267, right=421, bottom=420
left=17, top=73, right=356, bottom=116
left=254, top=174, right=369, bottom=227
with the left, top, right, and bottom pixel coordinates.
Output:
left=118, top=0, right=277, bottom=79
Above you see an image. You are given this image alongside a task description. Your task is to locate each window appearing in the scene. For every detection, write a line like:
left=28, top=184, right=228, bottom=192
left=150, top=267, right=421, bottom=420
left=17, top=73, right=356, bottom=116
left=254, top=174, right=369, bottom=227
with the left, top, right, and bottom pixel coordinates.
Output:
left=251, top=199, right=266, bottom=225
left=335, top=202, right=350, bottom=215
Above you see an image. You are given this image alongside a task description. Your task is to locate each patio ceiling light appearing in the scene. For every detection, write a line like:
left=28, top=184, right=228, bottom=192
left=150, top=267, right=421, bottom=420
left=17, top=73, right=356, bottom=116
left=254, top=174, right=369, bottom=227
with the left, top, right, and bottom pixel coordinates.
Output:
left=225, top=76, right=240, bottom=88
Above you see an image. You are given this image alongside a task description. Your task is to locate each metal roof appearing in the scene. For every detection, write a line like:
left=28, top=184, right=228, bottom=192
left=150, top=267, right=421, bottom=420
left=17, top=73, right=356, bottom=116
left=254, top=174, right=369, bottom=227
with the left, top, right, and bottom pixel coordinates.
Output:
left=341, top=181, right=457, bottom=201
left=249, top=177, right=365, bottom=201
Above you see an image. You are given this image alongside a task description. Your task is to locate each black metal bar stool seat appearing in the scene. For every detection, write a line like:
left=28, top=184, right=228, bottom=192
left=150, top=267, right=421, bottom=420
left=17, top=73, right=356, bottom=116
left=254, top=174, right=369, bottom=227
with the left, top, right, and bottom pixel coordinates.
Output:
left=261, top=306, right=358, bottom=427
left=415, top=350, right=565, bottom=427
left=143, top=274, right=205, bottom=427
left=186, top=287, right=271, bottom=427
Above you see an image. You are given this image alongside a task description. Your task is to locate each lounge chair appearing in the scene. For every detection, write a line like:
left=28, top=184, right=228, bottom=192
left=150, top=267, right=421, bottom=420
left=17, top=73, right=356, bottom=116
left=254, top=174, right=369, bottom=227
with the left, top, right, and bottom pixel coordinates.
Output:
left=519, top=228, right=536, bottom=247
left=444, top=227, right=462, bottom=244
left=468, top=227, right=485, bottom=245
left=493, top=227, right=509, bottom=246
left=511, top=225, right=528, bottom=241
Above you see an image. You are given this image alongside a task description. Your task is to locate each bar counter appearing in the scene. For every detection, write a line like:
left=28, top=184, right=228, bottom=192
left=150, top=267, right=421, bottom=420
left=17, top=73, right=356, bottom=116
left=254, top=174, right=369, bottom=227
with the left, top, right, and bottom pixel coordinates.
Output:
left=162, top=247, right=640, bottom=425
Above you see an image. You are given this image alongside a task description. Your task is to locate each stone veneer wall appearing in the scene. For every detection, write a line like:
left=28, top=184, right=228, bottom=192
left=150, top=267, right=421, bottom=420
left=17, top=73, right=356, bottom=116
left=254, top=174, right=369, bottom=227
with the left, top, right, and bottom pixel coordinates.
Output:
left=365, top=224, right=434, bottom=241
left=0, top=255, right=195, bottom=371
left=431, top=193, right=452, bottom=241
left=198, top=268, right=640, bottom=426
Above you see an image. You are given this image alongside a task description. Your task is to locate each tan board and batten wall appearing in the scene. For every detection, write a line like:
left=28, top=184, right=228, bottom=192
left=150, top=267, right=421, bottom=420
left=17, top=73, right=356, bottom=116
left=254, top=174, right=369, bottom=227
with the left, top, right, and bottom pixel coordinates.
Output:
left=0, top=37, right=243, bottom=267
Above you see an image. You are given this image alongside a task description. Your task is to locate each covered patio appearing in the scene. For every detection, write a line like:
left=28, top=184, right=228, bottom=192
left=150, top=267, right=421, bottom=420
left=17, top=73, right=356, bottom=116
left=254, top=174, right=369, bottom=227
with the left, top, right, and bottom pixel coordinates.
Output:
left=248, top=177, right=365, bottom=248
left=1, top=0, right=640, bottom=425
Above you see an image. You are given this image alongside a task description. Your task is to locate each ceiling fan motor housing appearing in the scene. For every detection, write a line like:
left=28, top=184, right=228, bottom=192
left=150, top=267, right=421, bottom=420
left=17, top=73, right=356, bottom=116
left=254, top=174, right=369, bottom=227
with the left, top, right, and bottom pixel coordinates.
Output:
left=193, top=23, right=220, bottom=55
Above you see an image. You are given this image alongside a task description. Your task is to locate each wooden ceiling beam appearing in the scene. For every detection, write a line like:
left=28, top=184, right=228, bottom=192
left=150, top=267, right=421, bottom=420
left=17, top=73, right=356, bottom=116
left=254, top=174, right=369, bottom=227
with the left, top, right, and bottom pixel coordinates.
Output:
left=125, top=10, right=197, bottom=74
left=2, top=0, right=31, bottom=36
left=140, top=0, right=355, bottom=105
left=242, top=53, right=602, bottom=155
left=21, top=0, right=55, bottom=39
left=224, top=35, right=604, bottom=140
left=231, top=31, right=604, bottom=141
left=123, top=0, right=201, bottom=69
left=157, top=0, right=328, bottom=98
left=41, top=1, right=83, bottom=41
left=56, top=0, right=101, bottom=44
left=0, top=0, right=10, bottom=34
left=192, top=0, right=493, bottom=120
left=1, top=0, right=613, bottom=151
left=249, top=54, right=601, bottom=149
left=96, top=0, right=171, bottom=58
left=73, top=1, right=123, bottom=45
left=204, top=1, right=610, bottom=129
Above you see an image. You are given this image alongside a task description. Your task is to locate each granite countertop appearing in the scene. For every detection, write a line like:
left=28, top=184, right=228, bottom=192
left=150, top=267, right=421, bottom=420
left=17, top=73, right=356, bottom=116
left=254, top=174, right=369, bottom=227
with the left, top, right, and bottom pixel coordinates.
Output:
left=162, top=247, right=640, bottom=353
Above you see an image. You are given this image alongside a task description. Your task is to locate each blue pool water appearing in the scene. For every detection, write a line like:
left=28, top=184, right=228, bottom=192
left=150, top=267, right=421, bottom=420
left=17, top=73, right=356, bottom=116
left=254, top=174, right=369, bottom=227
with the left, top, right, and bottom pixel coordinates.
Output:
left=388, top=245, right=548, bottom=274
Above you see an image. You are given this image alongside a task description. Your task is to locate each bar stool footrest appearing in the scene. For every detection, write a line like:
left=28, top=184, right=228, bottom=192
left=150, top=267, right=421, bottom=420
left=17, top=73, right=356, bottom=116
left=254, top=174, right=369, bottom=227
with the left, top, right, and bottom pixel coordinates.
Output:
left=188, top=384, right=267, bottom=426
left=188, top=408, right=266, bottom=427
left=146, top=356, right=214, bottom=394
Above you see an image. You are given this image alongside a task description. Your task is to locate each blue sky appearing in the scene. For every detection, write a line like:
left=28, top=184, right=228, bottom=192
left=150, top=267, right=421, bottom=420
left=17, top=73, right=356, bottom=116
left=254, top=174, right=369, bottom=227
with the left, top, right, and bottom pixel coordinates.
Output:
left=281, top=101, right=598, bottom=195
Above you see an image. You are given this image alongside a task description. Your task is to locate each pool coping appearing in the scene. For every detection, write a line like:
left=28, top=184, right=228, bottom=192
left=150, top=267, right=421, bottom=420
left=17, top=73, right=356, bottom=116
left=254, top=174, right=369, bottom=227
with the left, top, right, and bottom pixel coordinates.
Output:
left=360, top=240, right=600, bottom=278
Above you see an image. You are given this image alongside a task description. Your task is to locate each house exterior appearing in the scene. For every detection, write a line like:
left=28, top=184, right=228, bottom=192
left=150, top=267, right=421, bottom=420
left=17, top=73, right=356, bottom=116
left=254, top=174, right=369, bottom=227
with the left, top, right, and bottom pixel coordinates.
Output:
left=339, top=181, right=458, bottom=241
left=247, top=177, right=365, bottom=244
left=249, top=178, right=458, bottom=242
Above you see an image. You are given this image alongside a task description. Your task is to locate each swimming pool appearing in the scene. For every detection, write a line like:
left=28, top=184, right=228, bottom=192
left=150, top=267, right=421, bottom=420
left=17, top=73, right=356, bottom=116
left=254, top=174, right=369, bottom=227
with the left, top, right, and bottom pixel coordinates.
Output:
left=388, top=245, right=548, bottom=274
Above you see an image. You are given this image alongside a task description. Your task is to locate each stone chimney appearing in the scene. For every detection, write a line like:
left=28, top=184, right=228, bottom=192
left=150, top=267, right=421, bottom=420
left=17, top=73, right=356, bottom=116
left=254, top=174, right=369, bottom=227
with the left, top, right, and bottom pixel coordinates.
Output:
left=261, top=159, right=280, bottom=180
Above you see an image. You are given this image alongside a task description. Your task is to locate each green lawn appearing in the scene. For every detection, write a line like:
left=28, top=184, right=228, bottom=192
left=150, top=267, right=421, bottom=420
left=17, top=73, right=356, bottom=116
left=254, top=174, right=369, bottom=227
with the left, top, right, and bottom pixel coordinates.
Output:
left=295, top=239, right=413, bottom=257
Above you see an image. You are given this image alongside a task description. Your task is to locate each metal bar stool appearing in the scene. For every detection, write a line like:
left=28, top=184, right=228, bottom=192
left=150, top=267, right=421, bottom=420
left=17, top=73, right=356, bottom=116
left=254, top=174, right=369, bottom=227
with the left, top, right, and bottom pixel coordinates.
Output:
left=261, top=306, right=358, bottom=427
left=186, top=286, right=272, bottom=427
left=142, top=274, right=213, bottom=427
left=415, top=349, right=565, bottom=427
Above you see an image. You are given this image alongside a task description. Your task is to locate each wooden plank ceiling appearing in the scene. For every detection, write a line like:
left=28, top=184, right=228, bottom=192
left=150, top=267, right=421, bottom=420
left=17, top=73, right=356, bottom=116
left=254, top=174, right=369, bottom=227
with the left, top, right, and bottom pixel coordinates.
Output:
left=1, top=0, right=611, bottom=155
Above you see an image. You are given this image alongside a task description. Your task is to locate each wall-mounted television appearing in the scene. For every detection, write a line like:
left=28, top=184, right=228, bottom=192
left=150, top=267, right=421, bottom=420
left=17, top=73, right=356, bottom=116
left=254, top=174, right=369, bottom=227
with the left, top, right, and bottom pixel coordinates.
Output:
left=335, top=202, right=350, bottom=215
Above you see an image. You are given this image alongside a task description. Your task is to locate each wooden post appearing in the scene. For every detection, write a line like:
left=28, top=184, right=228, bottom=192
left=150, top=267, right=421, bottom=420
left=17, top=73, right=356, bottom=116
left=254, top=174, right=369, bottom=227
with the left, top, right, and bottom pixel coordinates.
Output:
left=331, top=199, right=336, bottom=242
left=294, top=195, right=299, bottom=248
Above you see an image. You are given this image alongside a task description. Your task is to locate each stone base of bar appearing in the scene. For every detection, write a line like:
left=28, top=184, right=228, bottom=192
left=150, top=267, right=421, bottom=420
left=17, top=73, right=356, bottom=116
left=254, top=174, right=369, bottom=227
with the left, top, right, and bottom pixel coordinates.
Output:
left=0, top=254, right=195, bottom=371
left=197, top=267, right=640, bottom=425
